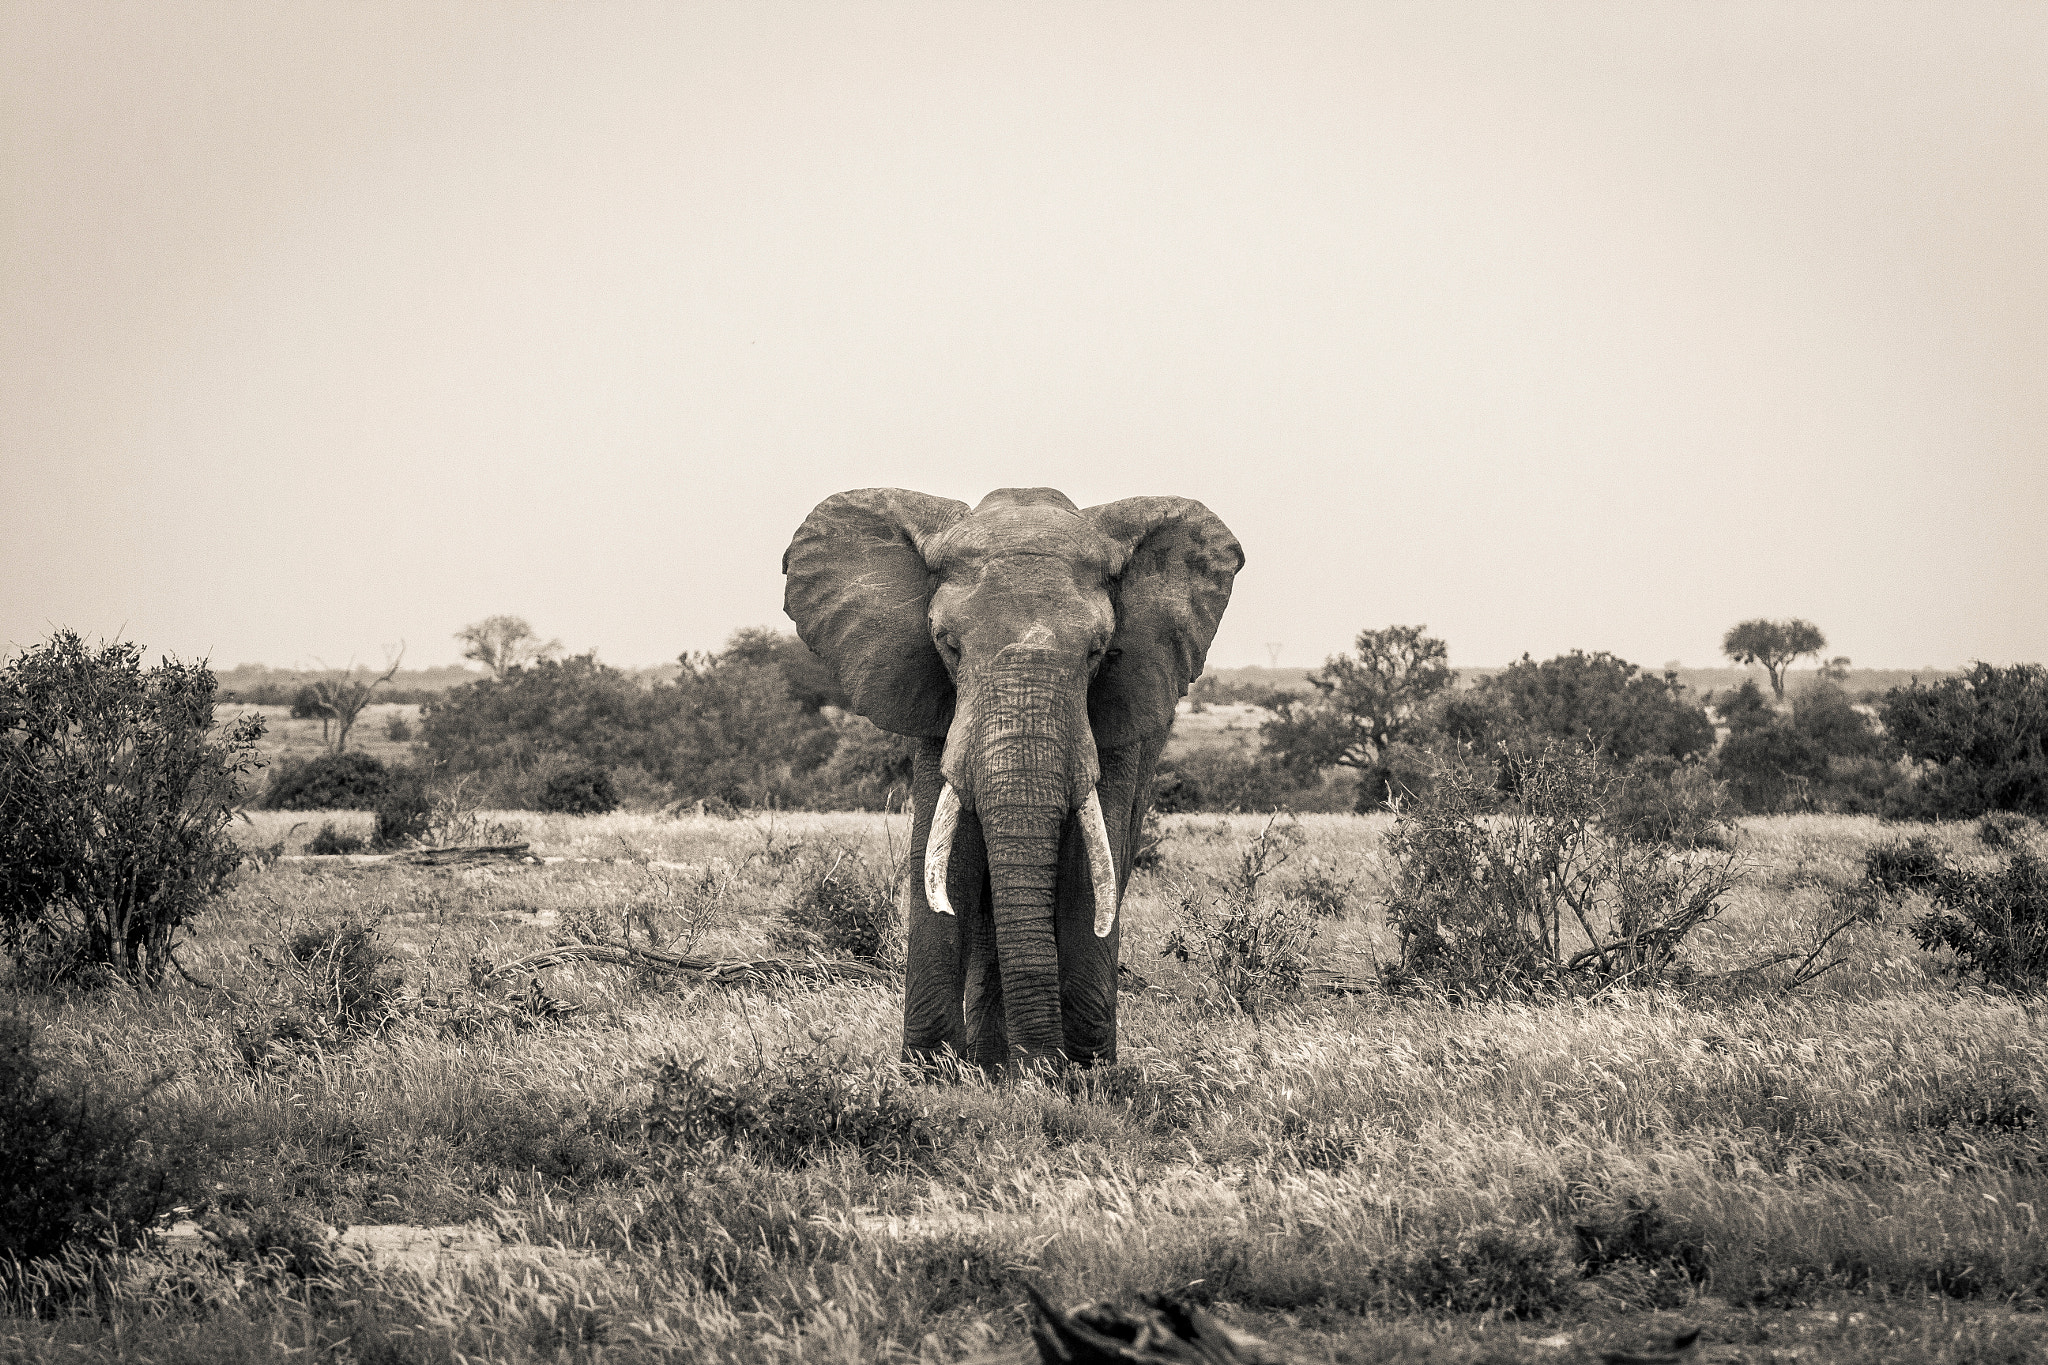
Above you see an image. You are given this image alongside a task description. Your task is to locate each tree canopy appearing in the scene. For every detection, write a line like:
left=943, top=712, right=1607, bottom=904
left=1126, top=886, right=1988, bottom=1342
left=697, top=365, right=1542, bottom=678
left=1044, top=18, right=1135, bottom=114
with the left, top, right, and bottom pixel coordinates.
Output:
left=1259, top=625, right=1455, bottom=773
left=1721, top=618, right=1827, bottom=701
left=454, top=615, right=562, bottom=679
left=1880, top=663, right=2048, bottom=817
left=1474, top=651, right=1715, bottom=765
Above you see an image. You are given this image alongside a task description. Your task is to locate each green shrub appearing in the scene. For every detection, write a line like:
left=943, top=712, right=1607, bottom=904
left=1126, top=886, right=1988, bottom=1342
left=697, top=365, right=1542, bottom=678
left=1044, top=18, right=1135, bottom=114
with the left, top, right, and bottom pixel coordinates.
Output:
left=772, top=845, right=901, bottom=964
left=1981, top=812, right=2036, bottom=850
left=1880, top=662, right=2048, bottom=819
left=259, top=751, right=390, bottom=810
left=1, top=633, right=263, bottom=984
left=1382, top=744, right=1740, bottom=997
left=1865, top=836, right=1949, bottom=895
left=537, top=765, right=618, bottom=815
left=1375, top=1222, right=1577, bottom=1318
left=1573, top=1195, right=1709, bottom=1303
left=1605, top=758, right=1738, bottom=849
left=1161, top=817, right=1321, bottom=1012
left=234, top=918, right=406, bottom=1062
left=382, top=710, right=413, bottom=742
left=0, top=1015, right=157, bottom=1264
left=1284, top=858, right=1358, bottom=917
left=1716, top=724, right=1828, bottom=813
left=1151, top=748, right=1307, bottom=813
left=372, top=767, right=433, bottom=847
left=642, top=1051, right=939, bottom=1168
left=1904, top=851, right=2048, bottom=994
left=305, top=822, right=365, bottom=856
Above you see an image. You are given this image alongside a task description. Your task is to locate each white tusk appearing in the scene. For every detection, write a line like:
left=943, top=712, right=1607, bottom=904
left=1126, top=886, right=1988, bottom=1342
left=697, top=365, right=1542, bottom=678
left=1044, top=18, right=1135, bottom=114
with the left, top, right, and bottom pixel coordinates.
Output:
left=924, top=782, right=961, bottom=916
left=1080, top=788, right=1119, bottom=937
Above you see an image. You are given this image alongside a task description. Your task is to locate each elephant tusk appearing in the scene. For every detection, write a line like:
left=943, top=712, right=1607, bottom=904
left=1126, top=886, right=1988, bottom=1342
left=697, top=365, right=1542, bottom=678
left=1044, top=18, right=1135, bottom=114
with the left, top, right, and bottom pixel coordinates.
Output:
left=924, top=782, right=961, bottom=917
left=1080, top=788, right=1119, bottom=937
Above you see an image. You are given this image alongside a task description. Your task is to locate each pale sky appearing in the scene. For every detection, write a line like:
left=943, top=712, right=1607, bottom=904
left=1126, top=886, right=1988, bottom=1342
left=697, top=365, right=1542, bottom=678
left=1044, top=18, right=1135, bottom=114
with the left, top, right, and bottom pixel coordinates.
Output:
left=4, top=2, right=2043, bottom=675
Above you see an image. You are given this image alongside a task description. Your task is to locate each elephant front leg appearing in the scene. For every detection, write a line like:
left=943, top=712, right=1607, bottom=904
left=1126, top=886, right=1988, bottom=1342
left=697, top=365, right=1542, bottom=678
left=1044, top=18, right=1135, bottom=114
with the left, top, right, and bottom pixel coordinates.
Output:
left=902, top=741, right=969, bottom=1068
left=1055, top=738, right=1164, bottom=1066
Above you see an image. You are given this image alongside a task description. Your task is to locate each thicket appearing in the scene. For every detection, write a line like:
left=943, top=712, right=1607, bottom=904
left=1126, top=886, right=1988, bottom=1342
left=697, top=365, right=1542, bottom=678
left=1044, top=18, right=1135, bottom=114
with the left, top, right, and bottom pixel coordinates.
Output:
left=1378, top=744, right=1742, bottom=998
left=0, top=634, right=262, bottom=984
left=1879, top=663, right=2048, bottom=819
left=414, top=632, right=915, bottom=813
left=1712, top=679, right=1896, bottom=815
left=1857, top=835, right=2048, bottom=993
left=259, top=750, right=393, bottom=809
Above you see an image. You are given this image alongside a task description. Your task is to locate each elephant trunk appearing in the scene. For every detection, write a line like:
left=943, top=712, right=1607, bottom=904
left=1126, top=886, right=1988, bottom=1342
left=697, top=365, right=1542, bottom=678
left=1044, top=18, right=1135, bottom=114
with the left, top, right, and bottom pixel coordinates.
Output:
left=964, top=644, right=1094, bottom=1069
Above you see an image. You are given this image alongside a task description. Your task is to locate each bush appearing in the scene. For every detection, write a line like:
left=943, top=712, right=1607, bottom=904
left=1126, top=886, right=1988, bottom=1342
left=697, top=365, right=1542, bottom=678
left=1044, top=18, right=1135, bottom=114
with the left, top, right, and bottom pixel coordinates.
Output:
left=642, top=1049, right=939, bottom=1168
left=305, top=822, right=365, bottom=856
left=1376, top=1222, right=1577, bottom=1318
left=538, top=765, right=618, bottom=815
left=1161, top=817, right=1321, bottom=1012
left=260, top=750, right=390, bottom=810
left=1573, top=1195, right=1709, bottom=1303
left=233, top=918, right=406, bottom=1062
left=1607, top=758, right=1738, bottom=849
left=772, top=845, right=902, bottom=965
left=1, top=633, right=263, bottom=984
left=1902, top=851, right=2048, bottom=994
left=0, top=1015, right=158, bottom=1264
left=1716, top=724, right=1828, bottom=814
left=1381, top=744, right=1740, bottom=997
left=1474, top=651, right=1716, bottom=766
left=372, top=767, right=433, bottom=848
left=382, top=710, right=413, bottom=742
left=1981, top=812, right=2036, bottom=849
left=1152, top=748, right=1307, bottom=813
left=1865, top=836, right=1949, bottom=895
left=797, top=712, right=919, bottom=811
left=1880, top=662, right=2048, bottom=819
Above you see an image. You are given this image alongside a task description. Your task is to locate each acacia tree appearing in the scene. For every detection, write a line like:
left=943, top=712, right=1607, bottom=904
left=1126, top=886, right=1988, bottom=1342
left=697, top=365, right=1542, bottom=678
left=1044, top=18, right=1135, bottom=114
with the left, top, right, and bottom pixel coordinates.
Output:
left=455, top=615, right=562, bottom=680
left=1260, top=625, right=1456, bottom=773
left=304, top=646, right=404, bottom=753
left=1722, top=618, right=1827, bottom=702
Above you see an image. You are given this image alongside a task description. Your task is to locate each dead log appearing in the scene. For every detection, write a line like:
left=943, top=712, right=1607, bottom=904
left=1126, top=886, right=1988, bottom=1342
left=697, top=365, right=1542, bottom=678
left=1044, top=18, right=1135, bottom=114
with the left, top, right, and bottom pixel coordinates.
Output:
left=395, top=843, right=531, bottom=866
left=275, top=843, right=533, bottom=867
left=1024, top=1284, right=1289, bottom=1365
left=476, top=940, right=892, bottom=989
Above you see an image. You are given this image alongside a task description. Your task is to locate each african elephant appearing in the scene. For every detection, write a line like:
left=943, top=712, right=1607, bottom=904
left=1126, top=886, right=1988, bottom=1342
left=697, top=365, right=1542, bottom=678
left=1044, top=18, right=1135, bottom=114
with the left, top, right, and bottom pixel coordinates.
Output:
left=783, top=487, right=1242, bottom=1075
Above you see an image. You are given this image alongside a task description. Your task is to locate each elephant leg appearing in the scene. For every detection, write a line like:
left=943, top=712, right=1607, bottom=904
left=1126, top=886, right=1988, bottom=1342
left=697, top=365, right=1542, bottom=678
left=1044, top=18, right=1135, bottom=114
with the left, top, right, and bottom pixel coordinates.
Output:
left=1055, top=737, right=1165, bottom=1066
left=961, top=869, right=1007, bottom=1071
left=903, top=741, right=968, bottom=1067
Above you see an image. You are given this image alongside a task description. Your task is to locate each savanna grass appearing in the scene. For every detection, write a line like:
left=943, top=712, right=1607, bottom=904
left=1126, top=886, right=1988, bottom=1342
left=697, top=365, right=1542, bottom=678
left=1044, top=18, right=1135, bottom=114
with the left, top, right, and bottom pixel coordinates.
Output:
left=2, top=812, right=2046, bottom=1363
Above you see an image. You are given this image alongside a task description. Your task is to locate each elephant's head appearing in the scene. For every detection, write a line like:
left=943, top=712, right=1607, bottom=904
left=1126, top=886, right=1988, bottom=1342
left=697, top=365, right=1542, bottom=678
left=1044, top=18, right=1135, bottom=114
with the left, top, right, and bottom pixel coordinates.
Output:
left=783, top=487, right=1241, bottom=1068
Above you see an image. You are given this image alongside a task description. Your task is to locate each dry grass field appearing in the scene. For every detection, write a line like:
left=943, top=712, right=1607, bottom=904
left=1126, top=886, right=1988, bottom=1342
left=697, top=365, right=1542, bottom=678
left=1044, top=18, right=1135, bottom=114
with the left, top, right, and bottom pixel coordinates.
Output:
left=4, top=812, right=2046, bottom=1363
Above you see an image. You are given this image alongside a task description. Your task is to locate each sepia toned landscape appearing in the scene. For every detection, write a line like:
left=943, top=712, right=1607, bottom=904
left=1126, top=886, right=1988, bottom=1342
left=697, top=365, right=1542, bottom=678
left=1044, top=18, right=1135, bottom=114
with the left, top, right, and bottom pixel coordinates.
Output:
left=8, top=3, right=2045, bottom=1362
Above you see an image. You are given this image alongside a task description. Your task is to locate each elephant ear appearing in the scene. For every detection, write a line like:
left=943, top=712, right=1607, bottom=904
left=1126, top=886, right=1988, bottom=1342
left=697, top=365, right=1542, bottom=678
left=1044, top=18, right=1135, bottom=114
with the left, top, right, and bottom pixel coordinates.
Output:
left=1084, top=497, right=1244, bottom=750
left=783, top=488, right=969, bottom=737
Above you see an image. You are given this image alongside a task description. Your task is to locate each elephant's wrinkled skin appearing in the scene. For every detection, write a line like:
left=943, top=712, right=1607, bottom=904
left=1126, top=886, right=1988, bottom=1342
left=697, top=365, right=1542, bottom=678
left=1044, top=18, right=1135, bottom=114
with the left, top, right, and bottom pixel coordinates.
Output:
left=783, top=488, right=1241, bottom=1075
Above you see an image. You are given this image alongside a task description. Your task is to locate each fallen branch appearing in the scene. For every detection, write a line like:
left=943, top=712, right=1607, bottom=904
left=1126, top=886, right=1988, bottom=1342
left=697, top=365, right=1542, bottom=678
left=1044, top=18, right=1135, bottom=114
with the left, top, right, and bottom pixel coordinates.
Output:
left=477, top=940, right=892, bottom=989
left=275, top=843, right=532, bottom=867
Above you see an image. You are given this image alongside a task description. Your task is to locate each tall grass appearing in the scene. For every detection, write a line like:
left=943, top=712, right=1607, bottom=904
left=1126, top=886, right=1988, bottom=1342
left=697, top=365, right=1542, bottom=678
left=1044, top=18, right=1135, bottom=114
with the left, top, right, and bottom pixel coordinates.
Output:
left=3, top=813, right=2046, bottom=1362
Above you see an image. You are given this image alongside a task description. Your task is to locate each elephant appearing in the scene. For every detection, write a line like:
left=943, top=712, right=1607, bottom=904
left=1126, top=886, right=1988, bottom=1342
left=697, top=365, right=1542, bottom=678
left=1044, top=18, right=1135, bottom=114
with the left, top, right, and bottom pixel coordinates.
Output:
left=783, top=487, right=1242, bottom=1076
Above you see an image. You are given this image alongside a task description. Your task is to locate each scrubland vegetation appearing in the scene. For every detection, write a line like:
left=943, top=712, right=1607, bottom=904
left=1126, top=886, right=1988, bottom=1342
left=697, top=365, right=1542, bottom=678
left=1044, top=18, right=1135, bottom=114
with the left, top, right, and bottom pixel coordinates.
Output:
left=5, top=802, right=2048, bottom=1363
left=7, top=624, right=2048, bottom=1362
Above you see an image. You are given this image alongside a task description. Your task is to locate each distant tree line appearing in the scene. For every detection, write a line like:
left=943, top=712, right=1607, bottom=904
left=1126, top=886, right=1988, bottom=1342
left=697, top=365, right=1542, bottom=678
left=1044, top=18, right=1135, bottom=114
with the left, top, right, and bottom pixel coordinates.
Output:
left=236, top=610, right=2042, bottom=824
left=257, top=623, right=919, bottom=817
left=1153, top=620, right=2045, bottom=821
